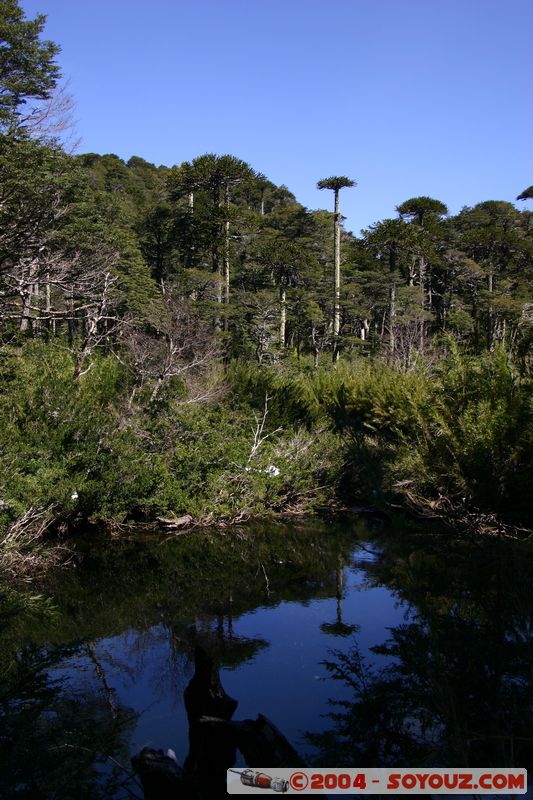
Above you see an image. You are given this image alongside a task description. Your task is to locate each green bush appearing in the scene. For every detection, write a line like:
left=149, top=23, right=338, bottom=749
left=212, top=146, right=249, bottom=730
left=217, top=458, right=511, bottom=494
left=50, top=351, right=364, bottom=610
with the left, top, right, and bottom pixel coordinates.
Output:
left=313, top=348, right=532, bottom=526
left=0, top=343, right=127, bottom=529
left=394, top=346, right=533, bottom=523
left=0, top=342, right=530, bottom=537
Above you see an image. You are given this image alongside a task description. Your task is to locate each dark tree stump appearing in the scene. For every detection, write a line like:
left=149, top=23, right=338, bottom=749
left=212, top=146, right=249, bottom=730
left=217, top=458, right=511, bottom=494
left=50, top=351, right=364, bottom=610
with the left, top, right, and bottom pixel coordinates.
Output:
left=184, top=645, right=238, bottom=725
left=132, top=648, right=306, bottom=800
left=183, top=646, right=238, bottom=793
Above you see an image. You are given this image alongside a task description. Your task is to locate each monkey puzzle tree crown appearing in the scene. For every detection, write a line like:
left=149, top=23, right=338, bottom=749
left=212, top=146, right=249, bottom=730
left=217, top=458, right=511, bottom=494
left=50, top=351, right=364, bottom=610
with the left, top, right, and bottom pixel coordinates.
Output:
left=516, top=186, right=533, bottom=201
left=317, top=176, right=356, bottom=192
left=396, top=196, right=448, bottom=225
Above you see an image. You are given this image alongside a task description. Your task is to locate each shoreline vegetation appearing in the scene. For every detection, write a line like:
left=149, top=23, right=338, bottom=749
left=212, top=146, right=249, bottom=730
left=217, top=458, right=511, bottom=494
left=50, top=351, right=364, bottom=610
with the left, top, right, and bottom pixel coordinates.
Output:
left=1, top=1, right=532, bottom=591
left=1, top=343, right=531, bottom=590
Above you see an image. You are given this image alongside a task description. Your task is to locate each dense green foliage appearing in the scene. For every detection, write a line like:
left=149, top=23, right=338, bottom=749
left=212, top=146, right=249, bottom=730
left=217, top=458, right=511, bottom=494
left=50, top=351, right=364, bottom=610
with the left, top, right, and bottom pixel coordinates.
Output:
left=0, top=343, right=344, bottom=534
left=0, top=0, right=531, bottom=572
left=0, top=343, right=530, bottom=542
left=0, top=0, right=60, bottom=132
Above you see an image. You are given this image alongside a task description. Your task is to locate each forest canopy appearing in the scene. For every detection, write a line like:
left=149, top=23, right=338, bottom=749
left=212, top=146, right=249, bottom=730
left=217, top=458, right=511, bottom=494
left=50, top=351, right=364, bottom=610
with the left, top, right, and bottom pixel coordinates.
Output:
left=0, top=0, right=531, bottom=548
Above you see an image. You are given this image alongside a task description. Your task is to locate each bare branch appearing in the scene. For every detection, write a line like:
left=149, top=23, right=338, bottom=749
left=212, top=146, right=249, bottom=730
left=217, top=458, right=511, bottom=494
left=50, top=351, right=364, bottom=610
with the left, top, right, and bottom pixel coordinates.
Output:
left=247, top=394, right=282, bottom=462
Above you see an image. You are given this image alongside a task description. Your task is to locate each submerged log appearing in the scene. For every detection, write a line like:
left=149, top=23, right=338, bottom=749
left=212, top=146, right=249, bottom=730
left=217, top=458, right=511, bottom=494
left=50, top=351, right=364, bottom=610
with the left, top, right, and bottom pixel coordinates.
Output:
left=235, top=713, right=304, bottom=767
left=198, top=712, right=304, bottom=767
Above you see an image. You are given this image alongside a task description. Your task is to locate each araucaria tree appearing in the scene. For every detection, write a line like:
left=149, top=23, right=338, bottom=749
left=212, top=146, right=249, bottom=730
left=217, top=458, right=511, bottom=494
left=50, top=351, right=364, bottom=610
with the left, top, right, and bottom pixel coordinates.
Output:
left=169, top=154, right=254, bottom=314
left=317, top=175, right=356, bottom=361
left=396, top=196, right=448, bottom=354
left=516, top=186, right=533, bottom=202
left=0, top=0, right=532, bottom=540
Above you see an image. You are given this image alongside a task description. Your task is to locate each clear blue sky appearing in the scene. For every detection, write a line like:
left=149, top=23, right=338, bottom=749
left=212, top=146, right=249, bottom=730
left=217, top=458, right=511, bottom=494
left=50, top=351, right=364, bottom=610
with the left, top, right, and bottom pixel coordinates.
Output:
left=21, top=0, right=533, bottom=235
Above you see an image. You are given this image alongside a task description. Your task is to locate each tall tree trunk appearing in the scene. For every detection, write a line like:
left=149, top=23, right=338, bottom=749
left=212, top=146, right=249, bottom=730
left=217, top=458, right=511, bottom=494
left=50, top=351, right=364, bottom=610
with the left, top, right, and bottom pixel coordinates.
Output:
left=409, top=256, right=416, bottom=286
left=472, top=293, right=481, bottom=351
left=19, top=285, right=33, bottom=332
left=214, top=248, right=222, bottom=312
left=311, top=322, right=319, bottom=368
left=279, top=285, right=286, bottom=347
left=186, top=190, right=194, bottom=268
left=33, top=281, right=41, bottom=335
left=389, top=282, right=396, bottom=357
left=68, top=289, right=75, bottom=346
left=45, top=272, right=51, bottom=316
left=333, top=189, right=341, bottom=363
left=211, top=184, right=222, bottom=331
left=419, top=319, right=425, bottom=354
left=223, top=184, right=231, bottom=333
left=223, top=184, right=230, bottom=307
left=419, top=255, right=426, bottom=353
left=45, top=271, right=55, bottom=336
left=74, top=313, right=97, bottom=379
left=388, top=242, right=397, bottom=358
left=487, top=265, right=493, bottom=349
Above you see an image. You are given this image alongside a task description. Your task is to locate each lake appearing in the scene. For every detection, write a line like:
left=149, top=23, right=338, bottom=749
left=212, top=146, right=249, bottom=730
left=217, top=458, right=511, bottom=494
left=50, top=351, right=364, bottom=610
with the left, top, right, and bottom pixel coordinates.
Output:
left=1, top=516, right=532, bottom=798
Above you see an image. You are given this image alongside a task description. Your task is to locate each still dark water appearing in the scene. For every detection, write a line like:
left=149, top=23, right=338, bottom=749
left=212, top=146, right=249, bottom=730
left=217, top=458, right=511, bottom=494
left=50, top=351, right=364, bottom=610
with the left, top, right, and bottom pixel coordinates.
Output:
left=1, top=517, right=532, bottom=798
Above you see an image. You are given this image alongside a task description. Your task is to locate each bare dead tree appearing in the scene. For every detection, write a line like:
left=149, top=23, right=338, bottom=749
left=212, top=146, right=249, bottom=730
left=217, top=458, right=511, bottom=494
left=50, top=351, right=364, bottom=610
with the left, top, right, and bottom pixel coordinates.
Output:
left=237, top=291, right=279, bottom=365
left=247, top=394, right=282, bottom=463
left=123, top=293, right=223, bottom=402
left=310, top=319, right=332, bottom=369
left=13, top=82, right=79, bottom=149
left=72, top=268, right=121, bottom=379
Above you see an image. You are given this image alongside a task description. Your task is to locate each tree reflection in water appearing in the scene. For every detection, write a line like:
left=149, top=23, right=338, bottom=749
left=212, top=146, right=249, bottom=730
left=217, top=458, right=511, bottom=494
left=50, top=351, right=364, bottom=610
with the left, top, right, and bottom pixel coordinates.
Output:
left=0, top=644, right=138, bottom=800
left=4, top=522, right=532, bottom=796
left=0, top=522, right=356, bottom=798
left=308, top=534, right=533, bottom=770
left=320, top=556, right=360, bottom=638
